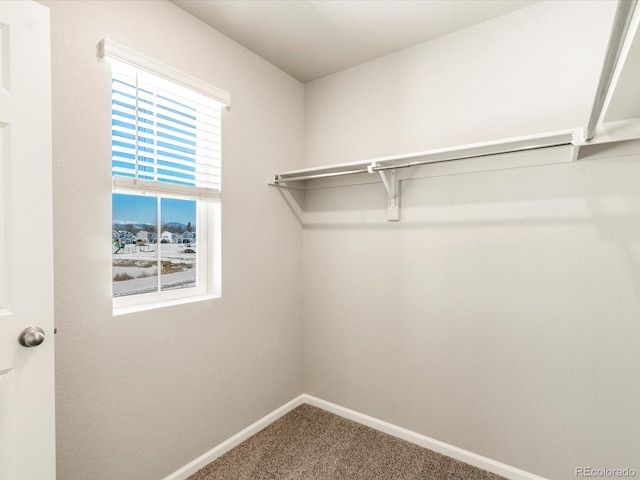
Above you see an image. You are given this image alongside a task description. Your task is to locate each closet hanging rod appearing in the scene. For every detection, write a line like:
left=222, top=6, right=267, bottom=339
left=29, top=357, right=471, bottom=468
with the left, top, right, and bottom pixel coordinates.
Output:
left=272, top=133, right=573, bottom=185
left=274, top=167, right=371, bottom=183
left=368, top=141, right=572, bottom=173
left=584, top=0, right=638, bottom=142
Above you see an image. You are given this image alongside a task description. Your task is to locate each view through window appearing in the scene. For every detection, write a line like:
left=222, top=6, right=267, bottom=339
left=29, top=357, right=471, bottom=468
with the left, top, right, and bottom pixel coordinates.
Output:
left=112, top=195, right=197, bottom=297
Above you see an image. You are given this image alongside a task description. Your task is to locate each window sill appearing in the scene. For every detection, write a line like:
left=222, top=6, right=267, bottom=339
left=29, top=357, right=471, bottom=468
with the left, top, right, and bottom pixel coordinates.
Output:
left=112, top=293, right=219, bottom=316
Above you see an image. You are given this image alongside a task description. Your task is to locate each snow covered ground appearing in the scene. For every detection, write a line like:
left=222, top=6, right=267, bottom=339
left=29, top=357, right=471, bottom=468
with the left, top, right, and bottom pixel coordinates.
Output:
left=112, top=243, right=196, bottom=297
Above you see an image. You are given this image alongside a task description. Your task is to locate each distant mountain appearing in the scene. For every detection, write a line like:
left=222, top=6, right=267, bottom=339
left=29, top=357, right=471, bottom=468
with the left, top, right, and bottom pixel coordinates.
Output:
left=163, top=222, right=187, bottom=231
left=112, top=222, right=156, bottom=232
left=112, top=221, right=195, bottom=234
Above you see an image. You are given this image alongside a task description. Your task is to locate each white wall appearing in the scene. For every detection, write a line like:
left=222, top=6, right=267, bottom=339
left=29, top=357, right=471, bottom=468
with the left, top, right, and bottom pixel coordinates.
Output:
left=303, top=2, right=640, bottom=479
left=41, top=1, right=304, bottom=479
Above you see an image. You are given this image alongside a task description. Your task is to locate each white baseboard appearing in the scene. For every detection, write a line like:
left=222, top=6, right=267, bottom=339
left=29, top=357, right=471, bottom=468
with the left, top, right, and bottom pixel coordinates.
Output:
left=163, top=395, right=307, bottom=480
left=164, top=393, right=547, bottom=480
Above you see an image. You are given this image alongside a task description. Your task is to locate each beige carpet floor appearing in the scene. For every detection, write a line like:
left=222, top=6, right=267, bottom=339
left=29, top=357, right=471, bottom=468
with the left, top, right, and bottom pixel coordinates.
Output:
left=188, top=404, right=506, bottom=480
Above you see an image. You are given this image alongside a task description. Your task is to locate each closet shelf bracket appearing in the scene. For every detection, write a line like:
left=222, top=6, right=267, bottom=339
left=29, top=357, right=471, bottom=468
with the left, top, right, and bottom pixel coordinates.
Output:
left=369, top=163, right=399, bottom=221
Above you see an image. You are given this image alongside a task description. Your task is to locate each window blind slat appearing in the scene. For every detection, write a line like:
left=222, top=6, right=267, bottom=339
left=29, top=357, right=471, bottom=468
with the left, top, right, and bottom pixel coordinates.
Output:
left=136, top=110, right=221, bottom=138
left=152, top=163, right=221, bottom=180
left=137, top=83, right=223, bottom=119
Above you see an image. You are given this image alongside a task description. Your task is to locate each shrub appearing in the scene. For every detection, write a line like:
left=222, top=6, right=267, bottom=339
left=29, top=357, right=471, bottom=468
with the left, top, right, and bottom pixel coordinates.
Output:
left=113, top=272, right=133, bottom=282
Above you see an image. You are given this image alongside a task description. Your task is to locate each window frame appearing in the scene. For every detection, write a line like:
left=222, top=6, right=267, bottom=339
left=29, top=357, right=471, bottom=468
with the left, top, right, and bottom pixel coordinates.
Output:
left=101, top=39, right=229, bottom=314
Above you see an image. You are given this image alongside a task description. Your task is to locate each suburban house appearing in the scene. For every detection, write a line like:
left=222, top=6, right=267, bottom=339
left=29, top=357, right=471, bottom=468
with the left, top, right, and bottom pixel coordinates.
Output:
left=115, top=230, right=133, bottom=244
left=160, top=230, right=175, bottom=243
left=134, top=229, right=156, bottom=244
left=181, top=231, right=195, bottom=244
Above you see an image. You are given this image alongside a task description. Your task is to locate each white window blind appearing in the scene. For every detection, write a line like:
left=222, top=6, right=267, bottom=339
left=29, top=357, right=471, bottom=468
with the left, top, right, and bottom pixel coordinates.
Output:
left=109, top=58, right=224, bottom=201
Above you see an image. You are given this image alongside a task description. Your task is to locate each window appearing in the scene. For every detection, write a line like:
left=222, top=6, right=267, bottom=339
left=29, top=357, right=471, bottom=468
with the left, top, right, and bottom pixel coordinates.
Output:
left=101, top=39, right=230, bottom=312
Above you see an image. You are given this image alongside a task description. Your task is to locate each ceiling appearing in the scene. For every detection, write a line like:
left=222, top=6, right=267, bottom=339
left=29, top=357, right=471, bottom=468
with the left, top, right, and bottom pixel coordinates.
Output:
left=171, top=0, right=539, bottom=83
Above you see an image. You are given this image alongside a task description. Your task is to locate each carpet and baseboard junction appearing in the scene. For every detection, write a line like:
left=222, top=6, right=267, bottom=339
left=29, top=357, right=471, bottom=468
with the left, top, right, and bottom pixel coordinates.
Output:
left=165, top=395, right=548, bottom=480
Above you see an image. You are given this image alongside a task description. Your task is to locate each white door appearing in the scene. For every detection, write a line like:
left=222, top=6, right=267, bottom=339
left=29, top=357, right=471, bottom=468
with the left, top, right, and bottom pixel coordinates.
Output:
left=0, top=1, right=54, bottom=479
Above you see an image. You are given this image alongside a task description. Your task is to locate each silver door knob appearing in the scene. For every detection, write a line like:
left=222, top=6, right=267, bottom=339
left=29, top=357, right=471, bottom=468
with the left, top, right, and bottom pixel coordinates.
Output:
left=18, top=326, right=45, bottom=347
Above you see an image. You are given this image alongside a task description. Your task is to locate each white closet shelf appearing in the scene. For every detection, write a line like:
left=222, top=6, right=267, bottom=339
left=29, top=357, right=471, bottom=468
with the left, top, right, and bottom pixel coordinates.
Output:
left=270, top=130, right=574, bottom=186
left=270, top=119, right=640, bottom=187
left=269, top=119, right=640, bottom=221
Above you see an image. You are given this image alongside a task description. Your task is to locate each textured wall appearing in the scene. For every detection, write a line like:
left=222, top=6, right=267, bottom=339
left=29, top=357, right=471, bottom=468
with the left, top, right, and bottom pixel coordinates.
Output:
left=303, top=2, right=640, bottom=479
left=42, top=1, right=304, bottom=479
